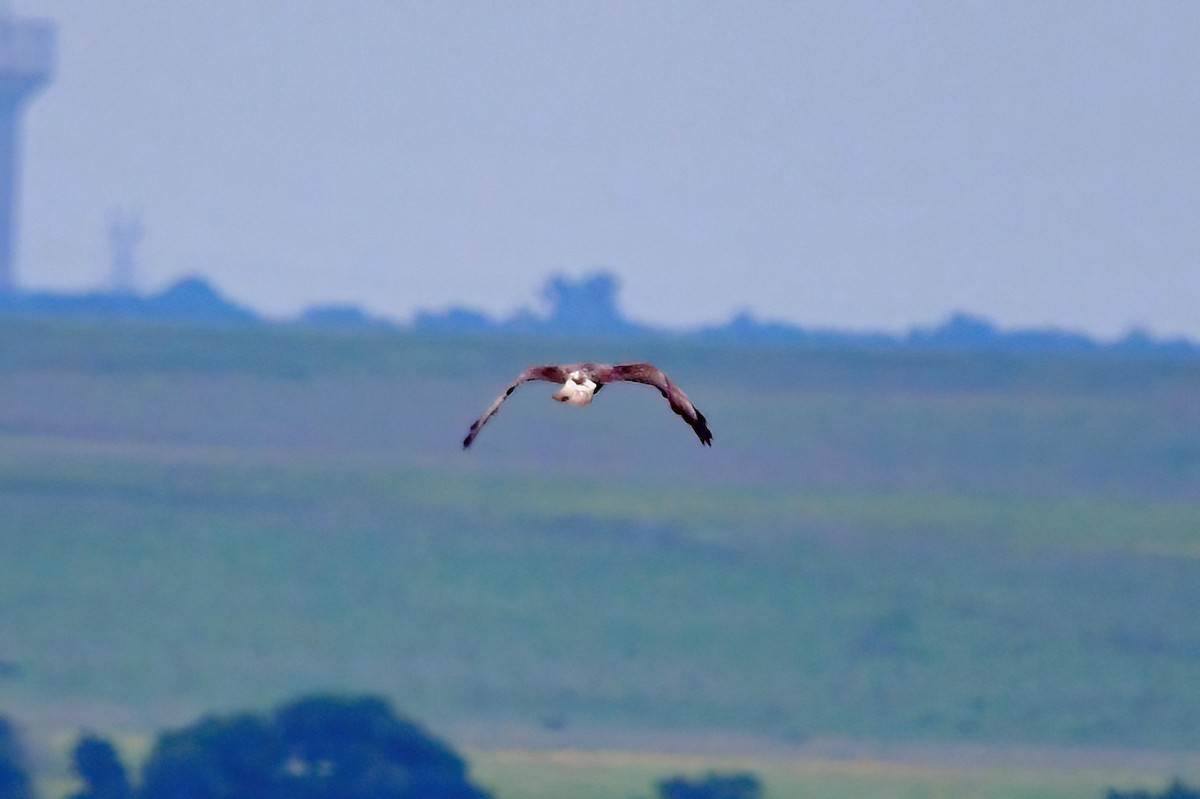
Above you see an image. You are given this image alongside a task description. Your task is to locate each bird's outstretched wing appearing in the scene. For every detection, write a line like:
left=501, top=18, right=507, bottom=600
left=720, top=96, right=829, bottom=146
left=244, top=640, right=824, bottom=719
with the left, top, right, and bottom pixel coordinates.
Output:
left=462, top=365, right=569, bottom=449
left=599, top=362, right=713, bottom=446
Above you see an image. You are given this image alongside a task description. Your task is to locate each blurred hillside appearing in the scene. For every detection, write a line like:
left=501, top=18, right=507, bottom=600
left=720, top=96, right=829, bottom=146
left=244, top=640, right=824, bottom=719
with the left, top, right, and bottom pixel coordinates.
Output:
left=0, top=316, right=1198, bottom=753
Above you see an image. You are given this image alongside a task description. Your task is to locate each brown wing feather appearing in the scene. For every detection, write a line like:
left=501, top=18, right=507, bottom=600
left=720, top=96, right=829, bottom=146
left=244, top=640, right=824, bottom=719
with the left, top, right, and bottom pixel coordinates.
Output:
left=462, top=365, right=569, bottom=449
left=599, top=363, right=713, bottom=446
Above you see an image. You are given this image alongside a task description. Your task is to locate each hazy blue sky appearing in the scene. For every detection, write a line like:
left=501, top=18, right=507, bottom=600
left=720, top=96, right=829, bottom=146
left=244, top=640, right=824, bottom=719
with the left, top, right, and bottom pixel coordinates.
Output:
left=11, top=1, right=1200, bottom=336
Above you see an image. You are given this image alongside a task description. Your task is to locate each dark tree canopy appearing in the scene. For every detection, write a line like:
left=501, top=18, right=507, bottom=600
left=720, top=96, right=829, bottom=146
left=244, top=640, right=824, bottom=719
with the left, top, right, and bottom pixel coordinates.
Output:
left=541, top=272, right=644, bottom=334
left=137, top=694, right=491, bottom=799
left=68, top=734, right=132, bottom=799
left=140, top=712, right=280, bottom=799
left=0, top=716, right=34, bottom=799
left=657, top=772, right=763, bottom=799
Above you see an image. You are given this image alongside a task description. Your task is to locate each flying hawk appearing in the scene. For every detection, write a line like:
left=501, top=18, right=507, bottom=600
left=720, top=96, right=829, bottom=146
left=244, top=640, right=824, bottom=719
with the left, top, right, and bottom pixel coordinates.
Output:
left=462, top=362, right=712, bottom=449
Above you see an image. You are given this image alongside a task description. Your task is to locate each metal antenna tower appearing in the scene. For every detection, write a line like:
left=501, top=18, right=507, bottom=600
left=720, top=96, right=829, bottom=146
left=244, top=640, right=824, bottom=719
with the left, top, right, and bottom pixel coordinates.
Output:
left=108, top=209, right=142, bottom=295
left=0, top=12, right=53, bottom=293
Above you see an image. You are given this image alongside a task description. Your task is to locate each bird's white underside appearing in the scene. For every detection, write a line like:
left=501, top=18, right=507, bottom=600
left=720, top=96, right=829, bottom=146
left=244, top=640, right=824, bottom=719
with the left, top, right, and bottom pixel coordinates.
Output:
left=553, top=373, right=597, bottom=406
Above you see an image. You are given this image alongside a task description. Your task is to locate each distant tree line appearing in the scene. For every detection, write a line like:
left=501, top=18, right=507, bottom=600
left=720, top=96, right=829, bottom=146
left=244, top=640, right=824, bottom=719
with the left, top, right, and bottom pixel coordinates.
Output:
left=0, top=278, right=257, bottom=325
left=3, top=269, right=1196, bottom=358
left=10, top=700, right=1200, bottom=799
left=1107, top=779, right=1200, bottom=799
left=653, top=771, right=762, bottom=799
left=1, top=702, right=772, bottom=799
left=410, top=272, right=1200, bottom=357
left=1, top=695, right=492, bottom=799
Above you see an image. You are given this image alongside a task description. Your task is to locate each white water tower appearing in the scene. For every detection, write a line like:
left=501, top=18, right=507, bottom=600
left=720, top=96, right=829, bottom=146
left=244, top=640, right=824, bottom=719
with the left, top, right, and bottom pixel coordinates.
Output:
left=0, top=10, right=53, bottom=293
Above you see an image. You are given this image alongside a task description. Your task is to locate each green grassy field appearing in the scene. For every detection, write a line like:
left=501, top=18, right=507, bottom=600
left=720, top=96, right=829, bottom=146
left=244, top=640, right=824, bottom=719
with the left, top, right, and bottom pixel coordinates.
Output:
left=2, top=317, right=1200, bottom=792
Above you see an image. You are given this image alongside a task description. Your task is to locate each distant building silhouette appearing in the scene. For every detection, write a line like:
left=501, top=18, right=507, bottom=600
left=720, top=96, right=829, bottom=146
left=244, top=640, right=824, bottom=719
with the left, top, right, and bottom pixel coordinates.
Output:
left=0, top=12, right=53, bottom=293
left=108, top=210, right=142, bottom=295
